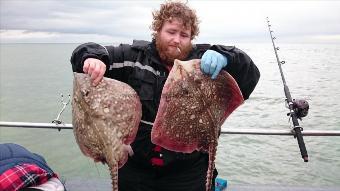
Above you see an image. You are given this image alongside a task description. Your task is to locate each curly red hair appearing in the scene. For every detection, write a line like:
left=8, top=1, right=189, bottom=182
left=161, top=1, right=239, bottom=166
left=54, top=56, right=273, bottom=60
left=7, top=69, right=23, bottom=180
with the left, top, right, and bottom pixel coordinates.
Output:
left=151, top=1, right=200, bottom=40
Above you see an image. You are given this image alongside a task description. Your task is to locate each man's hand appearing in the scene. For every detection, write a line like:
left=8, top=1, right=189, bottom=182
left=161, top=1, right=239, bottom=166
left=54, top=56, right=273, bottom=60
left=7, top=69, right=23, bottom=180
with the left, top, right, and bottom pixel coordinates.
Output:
left=83, top=58, right=106, bottom=86
left=200, top=50, right=228, bottom=79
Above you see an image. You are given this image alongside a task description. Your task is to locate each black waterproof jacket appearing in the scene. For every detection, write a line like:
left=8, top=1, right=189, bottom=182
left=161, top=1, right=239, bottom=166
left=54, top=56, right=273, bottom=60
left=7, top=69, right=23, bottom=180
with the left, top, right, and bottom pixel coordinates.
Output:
left=70, top=40, right=260, bottom=167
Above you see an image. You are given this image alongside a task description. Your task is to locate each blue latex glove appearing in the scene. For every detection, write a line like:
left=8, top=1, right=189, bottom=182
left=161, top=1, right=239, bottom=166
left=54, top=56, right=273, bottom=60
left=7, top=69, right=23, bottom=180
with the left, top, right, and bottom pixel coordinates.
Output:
left=215, top=178, right=228, bottom=191
left=201, top=50, right=228, bottom=79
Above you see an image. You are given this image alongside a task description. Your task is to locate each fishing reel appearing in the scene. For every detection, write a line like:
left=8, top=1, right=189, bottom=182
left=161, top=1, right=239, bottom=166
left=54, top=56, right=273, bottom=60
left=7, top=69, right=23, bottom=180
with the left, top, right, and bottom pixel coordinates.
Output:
left=286, top=99, right=309, bottom=120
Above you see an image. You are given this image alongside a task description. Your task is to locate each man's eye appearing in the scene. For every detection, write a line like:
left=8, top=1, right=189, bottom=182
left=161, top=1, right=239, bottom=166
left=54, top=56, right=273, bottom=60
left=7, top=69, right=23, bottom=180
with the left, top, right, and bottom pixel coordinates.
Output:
left=181, top=34, right=189, bottom=38
left=167, top=31, right=175, bottom=34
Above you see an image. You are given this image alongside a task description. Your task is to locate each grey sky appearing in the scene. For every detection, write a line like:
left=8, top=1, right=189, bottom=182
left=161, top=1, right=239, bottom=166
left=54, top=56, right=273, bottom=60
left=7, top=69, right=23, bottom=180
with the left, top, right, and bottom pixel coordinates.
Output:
left=1, top=0, right=340, bottom=44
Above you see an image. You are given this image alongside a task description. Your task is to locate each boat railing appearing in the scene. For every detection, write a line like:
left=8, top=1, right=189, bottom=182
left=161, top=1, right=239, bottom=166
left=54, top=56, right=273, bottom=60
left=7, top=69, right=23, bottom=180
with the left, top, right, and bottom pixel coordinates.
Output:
left=1, top=121, right=340, bottom=136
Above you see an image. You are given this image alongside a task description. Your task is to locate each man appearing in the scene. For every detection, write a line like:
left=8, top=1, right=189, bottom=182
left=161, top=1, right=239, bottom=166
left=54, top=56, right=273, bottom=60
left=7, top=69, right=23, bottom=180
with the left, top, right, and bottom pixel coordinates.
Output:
left=71, top=1, right=260, bottom=191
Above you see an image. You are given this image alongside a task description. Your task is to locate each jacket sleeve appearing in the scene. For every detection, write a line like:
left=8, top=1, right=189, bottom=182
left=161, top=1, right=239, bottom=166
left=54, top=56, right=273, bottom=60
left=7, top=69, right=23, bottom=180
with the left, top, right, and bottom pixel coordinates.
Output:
left=70, top=42, right=138, bottom=82
left=70, top=42, right=109, bottom=73
left=210, top=45, right=260, bottom=100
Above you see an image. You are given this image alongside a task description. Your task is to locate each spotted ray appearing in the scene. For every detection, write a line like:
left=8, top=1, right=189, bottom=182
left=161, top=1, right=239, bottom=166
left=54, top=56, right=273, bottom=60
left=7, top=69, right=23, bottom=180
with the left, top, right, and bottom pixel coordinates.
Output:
left=72, top=73, right=141, bottom=191
left=151, top=59, right=244, bottom=191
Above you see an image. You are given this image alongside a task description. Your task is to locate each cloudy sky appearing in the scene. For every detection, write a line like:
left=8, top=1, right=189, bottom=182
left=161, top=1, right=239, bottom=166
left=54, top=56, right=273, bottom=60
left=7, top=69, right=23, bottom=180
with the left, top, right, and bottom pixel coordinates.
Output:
left=1, top=0, right=340, bottom=44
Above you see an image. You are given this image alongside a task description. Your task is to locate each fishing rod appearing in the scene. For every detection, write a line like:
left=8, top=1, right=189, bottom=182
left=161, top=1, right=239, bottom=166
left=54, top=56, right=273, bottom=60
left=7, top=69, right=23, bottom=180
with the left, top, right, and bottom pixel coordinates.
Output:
left=266, top=17, right=309, bottom=162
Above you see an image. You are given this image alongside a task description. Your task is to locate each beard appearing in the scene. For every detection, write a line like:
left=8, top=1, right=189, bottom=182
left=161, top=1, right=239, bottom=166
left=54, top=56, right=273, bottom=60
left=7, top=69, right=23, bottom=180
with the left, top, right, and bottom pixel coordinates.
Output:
left=155, top=35, right=193, bottom=66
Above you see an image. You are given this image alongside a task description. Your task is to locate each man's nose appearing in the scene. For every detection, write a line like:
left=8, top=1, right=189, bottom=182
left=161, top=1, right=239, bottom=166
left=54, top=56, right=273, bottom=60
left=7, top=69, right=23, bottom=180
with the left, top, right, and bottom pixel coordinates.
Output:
left=173, top=34, right=180, bottom=44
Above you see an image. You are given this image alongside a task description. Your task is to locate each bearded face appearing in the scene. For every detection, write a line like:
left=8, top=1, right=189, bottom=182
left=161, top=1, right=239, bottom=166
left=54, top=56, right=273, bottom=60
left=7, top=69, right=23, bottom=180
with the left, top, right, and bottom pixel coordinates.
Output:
left=155, top=19, right=193, bottom=66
